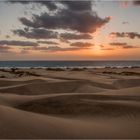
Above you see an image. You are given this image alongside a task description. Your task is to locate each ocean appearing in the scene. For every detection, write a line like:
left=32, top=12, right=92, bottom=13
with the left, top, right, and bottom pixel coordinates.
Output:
left=0, top=61, right=140, bottom=68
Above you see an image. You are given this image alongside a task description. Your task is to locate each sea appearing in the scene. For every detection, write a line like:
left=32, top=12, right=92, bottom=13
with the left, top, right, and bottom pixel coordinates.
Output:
left=0, top=61, right=140, bottom=68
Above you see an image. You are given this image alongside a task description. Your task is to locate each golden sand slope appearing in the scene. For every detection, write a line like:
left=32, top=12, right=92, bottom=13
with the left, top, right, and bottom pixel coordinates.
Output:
left=0, top=68, right=140, bottom=139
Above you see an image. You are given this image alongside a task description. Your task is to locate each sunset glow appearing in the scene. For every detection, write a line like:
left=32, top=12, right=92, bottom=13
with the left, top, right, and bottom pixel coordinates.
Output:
left=0, top=0, right=139, bottom=60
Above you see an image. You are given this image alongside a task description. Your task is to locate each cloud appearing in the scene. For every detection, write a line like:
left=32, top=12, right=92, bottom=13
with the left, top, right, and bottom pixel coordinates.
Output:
left=133, top=0, right=140, bottom=6
left=18, top=10, right=110, bottom=33
left=38, top=1, right=58, bottom=10
left=37, top=41, right=59, bottom=45
left=109, top=42, right=127, bottom=46
left=70, top=42, right=94, bottom=48
left=8, top=1, right=58, bottom=11
left=119, top=1, right=140, bottom=8
left=101, top=48, right=114, bottom=50
left=13, top=28, right=92, bottom=41
left=6, top=35, right=10, bottom=38
left=122, top=21, right=129, bottom=25
left=61, top=1, right=93, bottom=11
left=100, top=45, right=104, bottom=48
left=99, top=44, right=114, bottom=50
left=0, top=40, right=38, bottom=46
left=110, top=42, right=138, bottom=49
left=59, top=38, right=70, bottom=44
left=9, top=1, right=92, bottom=11
left=0, top=45, right=11, bottom=53
left=10, top=0, right=111, bottom=52
left=60, top=33, right=93, bottom=40
left=110, top=32, right=140, bottom=39
left=120, top=1, right=129, bottom=8
left=13, top=0, right=110, bottom=34
left=13, top=28, right=58, bottom=39
left=122, top=45, right=139, bottom=49
left=22, top=45, right=90, bottom=53
left=24, top=46, right=50, bottom=51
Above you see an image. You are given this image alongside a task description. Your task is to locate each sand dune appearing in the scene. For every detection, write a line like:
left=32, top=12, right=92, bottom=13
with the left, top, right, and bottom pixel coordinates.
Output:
left=113, top=78, right=140, bottom=88
left=17, top=95, right=140, bottom=119
left=0, top=104, right=140, bottom=139
left=0, top=68, right=140, bottom=138
left=0, top=79, right=113, bottom=95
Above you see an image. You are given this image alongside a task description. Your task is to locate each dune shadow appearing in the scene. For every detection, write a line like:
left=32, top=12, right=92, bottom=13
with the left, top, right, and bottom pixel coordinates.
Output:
left=16, top=94, right=140, bottom=119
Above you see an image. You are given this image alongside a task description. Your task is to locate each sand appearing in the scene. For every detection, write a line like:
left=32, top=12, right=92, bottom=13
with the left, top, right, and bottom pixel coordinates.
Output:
left=0, top=67, right=140, bottom=139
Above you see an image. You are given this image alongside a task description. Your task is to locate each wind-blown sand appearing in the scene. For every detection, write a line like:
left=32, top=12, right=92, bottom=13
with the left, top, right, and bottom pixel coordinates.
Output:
left=0, top=67, right=140, bottom=139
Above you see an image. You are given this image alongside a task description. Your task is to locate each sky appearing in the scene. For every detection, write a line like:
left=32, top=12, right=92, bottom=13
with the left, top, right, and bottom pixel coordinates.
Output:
left=0, top=0, right=140, bottom=60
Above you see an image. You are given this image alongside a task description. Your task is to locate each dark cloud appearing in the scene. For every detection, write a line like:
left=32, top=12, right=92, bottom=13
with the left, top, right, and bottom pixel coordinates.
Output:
left=110, top=42, right=138, bottom=49
left=109, top=42, right=127, bottom=46
left=122, top=21, right=129, bottom=24
left=61, top=1, right=93, bottom=11
left=16, top=0, right=110, bottom=33
left=101, top=48, right=114, bottom=50
left=14, top=28, right=92, bottom=41
left=60, top=33, right=93, bottom=40
left=100, top=45, right=114, bottom=50
left=24, top=46, right=49, bottom=51
left=39, top=1, right=58, bottom=10
left=22, top=45, right=90, bottom=52
left=6, top=35, right=10, bottom=38
left=133, top=0, right=140, bottom=6
left=70, top=42, right=94, bottom=48
left=59, top=38, right=70, bottom=44
left=120, top=0, right=140, bottom=7
left=37, top=41, right=59, bottom=45
left=13, top=28, right=58, bottom=39
left=122, top=45, right=139, bottom=49
left=110, top=32, right=123, bottom=37
left=100, top=45, right=104, bottom=48
left=9, top=1, right=92, bottom=11
left=10, top=0, right=111, bottom=49
left=46, top=46, right=91, bottom=52
left=19, top=11, right=110, bottom=33
left=110, top=32, right=140, bottom=39
left=8, top=1, right=58, bottom=11
left=0, top=40, right=38, bottom=46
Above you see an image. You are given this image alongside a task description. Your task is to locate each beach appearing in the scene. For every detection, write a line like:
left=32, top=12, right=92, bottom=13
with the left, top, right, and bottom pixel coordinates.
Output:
left=0, top=67, right=140, bottom=139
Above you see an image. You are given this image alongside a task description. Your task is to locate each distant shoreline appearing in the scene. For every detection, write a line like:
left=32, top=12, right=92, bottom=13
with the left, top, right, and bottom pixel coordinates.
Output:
left=0, top=66, right=140, bottom=69
left=0, top=60, right=140, bottom=68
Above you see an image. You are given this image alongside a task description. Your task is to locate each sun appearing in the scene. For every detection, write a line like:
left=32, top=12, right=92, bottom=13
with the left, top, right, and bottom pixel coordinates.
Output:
left=92, top=45, right=103, bottom=55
